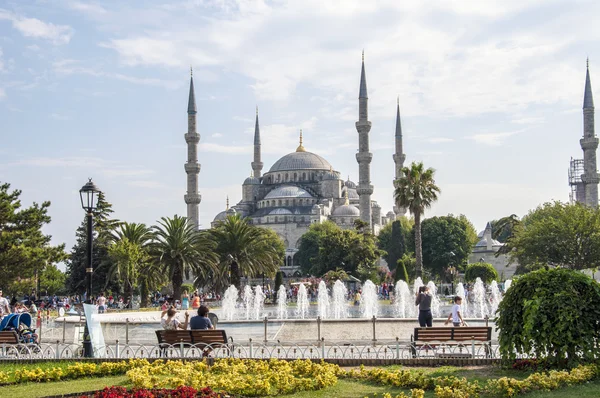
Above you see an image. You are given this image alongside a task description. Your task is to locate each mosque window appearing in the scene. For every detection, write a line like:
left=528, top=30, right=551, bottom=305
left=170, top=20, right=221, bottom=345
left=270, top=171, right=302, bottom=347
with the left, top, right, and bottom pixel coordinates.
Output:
left=275, top=216, right=278, bottom=222
left=285, top=173, right=289, bottom=181
left=287, top=256, right=292, bottom=267
left=293, top=256, right=300, bottom=267
left=285, top=200, right=289, bottom=206
left=302, top=172, right=306, bottom=180
left=294, top=173, right=297, bottom=181
left=278, top=199, right=281, bottom=206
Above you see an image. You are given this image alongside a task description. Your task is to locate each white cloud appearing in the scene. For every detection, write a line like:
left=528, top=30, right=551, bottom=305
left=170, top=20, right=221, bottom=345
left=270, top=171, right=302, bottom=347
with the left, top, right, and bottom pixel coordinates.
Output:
left=66, top=1, right=107, bottom=16
left=11, top=156, right=154, bottom=178
left=0, top=87, right=5, bottom=99
left=468, top=130, right=522, bottom=146
left=199, top=142, right=250, bottom=154
left=50, top=113, right=69, bottom=120
left=427, top=137, right=454, bottom=144
left=52, top=59, right=181, bottom=89
left=0, top=9, right=74, bottom=44
left=211, top=133, right=223, bottom=138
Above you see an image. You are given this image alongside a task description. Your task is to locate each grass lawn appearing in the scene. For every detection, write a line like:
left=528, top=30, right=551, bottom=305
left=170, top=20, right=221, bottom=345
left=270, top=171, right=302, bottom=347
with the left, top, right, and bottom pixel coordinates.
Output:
left=0, top=375, right=129, bottom=398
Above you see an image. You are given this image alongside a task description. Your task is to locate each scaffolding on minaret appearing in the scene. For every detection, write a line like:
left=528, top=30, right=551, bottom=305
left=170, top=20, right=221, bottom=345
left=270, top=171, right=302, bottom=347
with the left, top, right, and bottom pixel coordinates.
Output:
left=568, top=157, right=585, bottom=203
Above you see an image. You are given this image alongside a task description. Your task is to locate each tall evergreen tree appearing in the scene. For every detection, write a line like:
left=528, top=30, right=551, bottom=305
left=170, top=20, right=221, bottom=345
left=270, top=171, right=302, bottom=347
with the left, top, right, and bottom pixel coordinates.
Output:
left=65, top=192, right=120, bottom=296
left=0, top=182, right=66, bottom=292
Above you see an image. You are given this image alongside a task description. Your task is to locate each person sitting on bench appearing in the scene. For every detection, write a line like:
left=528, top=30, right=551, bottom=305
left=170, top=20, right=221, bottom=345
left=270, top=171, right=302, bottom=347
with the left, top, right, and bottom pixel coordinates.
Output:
left=160, top=306, right=189, bottom=330
left=189, top=305, right=214, bottom=330
left=445, top=296, right=466, bottom=327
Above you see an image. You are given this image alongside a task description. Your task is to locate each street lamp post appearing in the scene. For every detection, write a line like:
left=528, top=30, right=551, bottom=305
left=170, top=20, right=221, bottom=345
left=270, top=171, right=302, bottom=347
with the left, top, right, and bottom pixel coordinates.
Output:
left=79, top=178, right=100, bottom=358
left=448, top=251, right=456, bottom=295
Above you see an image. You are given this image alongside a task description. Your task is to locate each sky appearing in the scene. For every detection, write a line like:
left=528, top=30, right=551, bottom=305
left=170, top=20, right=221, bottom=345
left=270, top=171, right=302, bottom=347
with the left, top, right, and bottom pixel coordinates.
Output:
left=1, top=0, right=599, bottom=265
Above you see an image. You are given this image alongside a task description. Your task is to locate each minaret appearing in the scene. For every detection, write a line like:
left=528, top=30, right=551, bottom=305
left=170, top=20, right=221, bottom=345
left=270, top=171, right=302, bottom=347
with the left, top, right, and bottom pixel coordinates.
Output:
left=251, top=106, right=263, bottom=178
left=184, top=68, right=201, bottom=229
left=581, top=59, right=599, bottom=207
left=393, top=97, right=407, bottom=217
left=355, top=51, right=373, bottom=228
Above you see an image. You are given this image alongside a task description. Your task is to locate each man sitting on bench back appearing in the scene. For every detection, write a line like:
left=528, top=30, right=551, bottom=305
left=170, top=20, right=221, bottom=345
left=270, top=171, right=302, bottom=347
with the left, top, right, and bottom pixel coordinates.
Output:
left=190, top=305, right=215, bottom=330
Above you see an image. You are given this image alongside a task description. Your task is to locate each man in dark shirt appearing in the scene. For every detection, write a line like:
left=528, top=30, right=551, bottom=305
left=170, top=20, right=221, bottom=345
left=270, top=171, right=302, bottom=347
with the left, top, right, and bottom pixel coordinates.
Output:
left=189, top=305, right=214, bottom=330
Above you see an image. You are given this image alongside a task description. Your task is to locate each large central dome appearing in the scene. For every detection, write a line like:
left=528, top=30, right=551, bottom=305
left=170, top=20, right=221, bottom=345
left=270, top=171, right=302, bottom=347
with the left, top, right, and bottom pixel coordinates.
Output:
left=269, top=151, right=332, bottom=173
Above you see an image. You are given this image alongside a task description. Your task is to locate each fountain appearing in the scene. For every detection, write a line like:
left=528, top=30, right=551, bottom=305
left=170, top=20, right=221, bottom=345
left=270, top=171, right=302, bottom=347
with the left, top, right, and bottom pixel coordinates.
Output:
left=504, top=279, right=512, bottom=291
left=317, top=281, right=330, bottom=319
left=276, top=285, right=288, bottom=319
left=360, top=280, right=379, bottom=318
left=242, top=285, right=254, bottom=320
left=222, top=285, right=239, bottom=321
left=330, top=280, right=348, bottom=319
left=393, top=280, right=411, bottom=318
left=470, top=277, right=489, bottom=318
left=296, top=283, right=310, bottom=319
left=489, top=280, right=501, bottom=316
left=253, top=285, right=265, bottom=320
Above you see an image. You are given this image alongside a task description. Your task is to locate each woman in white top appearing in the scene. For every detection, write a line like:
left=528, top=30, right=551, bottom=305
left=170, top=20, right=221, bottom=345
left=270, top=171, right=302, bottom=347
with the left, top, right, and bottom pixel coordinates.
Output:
left=160, top=307, right=189, bottom=330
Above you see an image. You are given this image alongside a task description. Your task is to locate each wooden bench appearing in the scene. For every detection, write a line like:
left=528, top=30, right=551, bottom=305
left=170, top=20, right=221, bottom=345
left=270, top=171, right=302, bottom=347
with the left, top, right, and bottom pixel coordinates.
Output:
left=0, top=331, right=20, bottom=344
left=155, top=330, right=231, bottom=357
left=411, top=327, right=492, bottom=358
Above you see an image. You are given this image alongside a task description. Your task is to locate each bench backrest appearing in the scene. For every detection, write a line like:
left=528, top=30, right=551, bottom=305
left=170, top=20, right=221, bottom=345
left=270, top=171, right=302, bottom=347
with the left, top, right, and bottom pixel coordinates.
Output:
left=190, top=330, right=227, bottom=345
left=0, top=331, right=20, bottom=344
left=414, top=327, right=491, bottom=342
left=155, top=330, right=193, bottom=345
left=155, top=329, right=228, bottom=345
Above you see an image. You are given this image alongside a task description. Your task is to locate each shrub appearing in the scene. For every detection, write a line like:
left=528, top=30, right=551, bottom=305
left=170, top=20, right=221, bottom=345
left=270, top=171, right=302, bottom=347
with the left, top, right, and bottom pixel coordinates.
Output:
left=497, top=268, right=600, bottom=367
left=464, top=262, right=498, bottom=284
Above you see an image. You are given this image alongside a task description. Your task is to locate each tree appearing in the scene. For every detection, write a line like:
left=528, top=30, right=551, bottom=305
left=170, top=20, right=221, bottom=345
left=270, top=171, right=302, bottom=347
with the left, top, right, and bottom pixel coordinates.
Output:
left=323, top=268, right=349, bottom=285
left=458, top=214, right=479, bottom=246
left=209, top=214, right=285, bottom=290
left=464, top=262, right=498, bottom=284
left=0, top=182, right=66, bottom=291
left=296, top=221, right=383, bottom=280
left=505, top=202, right=600, bottom=272
left=396, top=254, right=412, bottom=283
left=420, top=215, right=472, bottom=279
left=491, top=214, right=520, bottom=244
left=65, top=192, right=119, bottom=296
left=394, top=162, right=441, bottom=278
left=378, top=220, right=406, bottom=272
left=108, top=223, right=157, bottom=307
left=497, top=268, right=600, bottom=367
left=151, top=215, right=218, bottom=301
left=39, top=264, right=67, bottom=296
left=296, top=221, right=343, bottom=276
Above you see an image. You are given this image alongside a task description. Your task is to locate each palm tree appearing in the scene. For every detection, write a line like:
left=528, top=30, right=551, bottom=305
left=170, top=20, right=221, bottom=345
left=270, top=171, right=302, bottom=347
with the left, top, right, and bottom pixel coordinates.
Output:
left=394, top=162, right=441, bottom=278
left=210, top=214, right=285, bottom=290
left=107, top=223, right=154, bottom=307
left=150, top=216, right=218, bottom=301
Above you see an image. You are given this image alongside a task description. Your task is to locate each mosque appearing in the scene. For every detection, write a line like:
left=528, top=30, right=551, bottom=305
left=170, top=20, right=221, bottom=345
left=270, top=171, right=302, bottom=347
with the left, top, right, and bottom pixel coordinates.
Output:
left=183, top=54, right=406, bottom=277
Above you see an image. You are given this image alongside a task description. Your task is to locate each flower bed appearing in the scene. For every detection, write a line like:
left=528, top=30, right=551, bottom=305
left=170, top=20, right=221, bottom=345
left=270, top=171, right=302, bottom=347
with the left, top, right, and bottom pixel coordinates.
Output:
left=126, top=359, right=340, bottom=397
left=82, top=386, right=223, bottom=398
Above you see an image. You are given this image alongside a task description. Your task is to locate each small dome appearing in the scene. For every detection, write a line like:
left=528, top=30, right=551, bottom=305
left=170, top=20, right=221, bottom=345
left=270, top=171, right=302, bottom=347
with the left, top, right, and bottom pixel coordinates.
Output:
left=265, top=185, right=313, bottom=199
left=270, top=208, right=293, bottom=215
left=244, top=176, right=260, bottom=185
left=477, top=230, right=484, bottom=238
left=323, top=169, right=339, bottom=180
left=475, top=238, right=502, bottom=247
left=345, top=179, right=357, bottom=189
left=333, top=204, right=360, bottom=217
left=213, top=210, right=227, bottom=222
left=269, top=151, right=333, bottom=173
left=342, top=187, right=359, bottom=199
left=226, top=207, right=237, bottom=216
left=386, top=211, right=395, bottom=217
left=372, top=202, right=381, bottom=208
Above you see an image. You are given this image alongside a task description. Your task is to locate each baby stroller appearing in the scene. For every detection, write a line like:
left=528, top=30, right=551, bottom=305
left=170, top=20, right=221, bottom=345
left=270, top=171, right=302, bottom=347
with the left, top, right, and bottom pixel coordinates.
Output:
left=1, top=313, right=39, bottom=344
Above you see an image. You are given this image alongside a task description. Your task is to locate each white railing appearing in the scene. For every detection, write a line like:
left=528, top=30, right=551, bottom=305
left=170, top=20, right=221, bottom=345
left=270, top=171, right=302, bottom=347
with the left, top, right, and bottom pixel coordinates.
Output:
left=0, top=339, right=501, bottom=360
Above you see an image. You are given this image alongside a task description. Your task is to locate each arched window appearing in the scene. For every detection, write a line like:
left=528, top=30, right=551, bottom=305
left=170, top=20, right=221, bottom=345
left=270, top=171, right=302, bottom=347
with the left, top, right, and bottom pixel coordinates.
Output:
left=302, top=172, right=306, bottom=180
left=293, top=173, right=297, bottom=181
left=287, top=256, right=292, bottom=267
left=285, top=199, right=289, bottom=206
left=275, top=216, right=278, bottom=223
left=285, top=173, right=289, bottom=181
left=278, top=199, right=281, bottom=206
